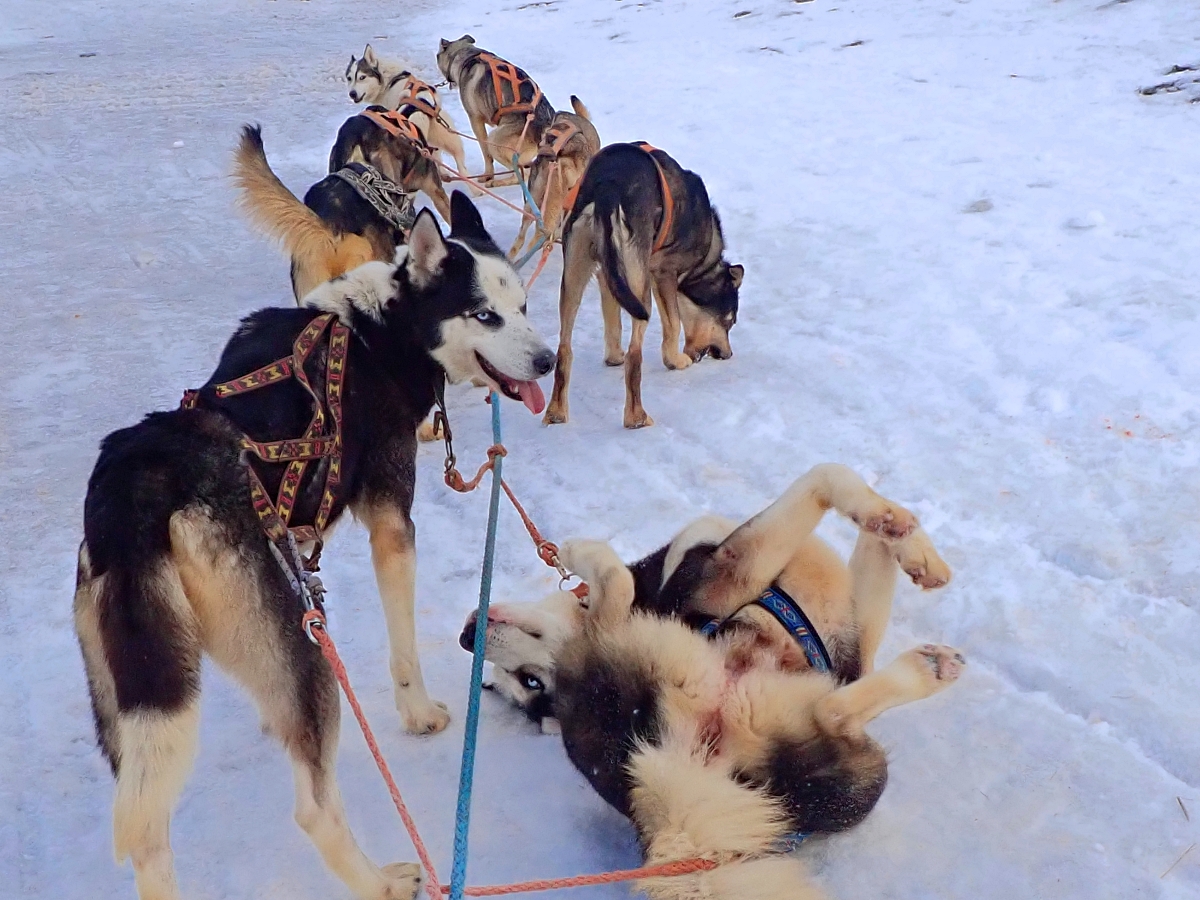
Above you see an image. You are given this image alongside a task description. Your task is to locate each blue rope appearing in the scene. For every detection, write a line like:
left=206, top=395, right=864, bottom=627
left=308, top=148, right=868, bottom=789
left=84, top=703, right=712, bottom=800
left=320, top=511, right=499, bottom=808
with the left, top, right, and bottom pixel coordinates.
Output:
left=514, top=152, right=545, bottom=231
left=513, top=233, right=549, bottom=271
left=449, top=393, right=504, bottom=900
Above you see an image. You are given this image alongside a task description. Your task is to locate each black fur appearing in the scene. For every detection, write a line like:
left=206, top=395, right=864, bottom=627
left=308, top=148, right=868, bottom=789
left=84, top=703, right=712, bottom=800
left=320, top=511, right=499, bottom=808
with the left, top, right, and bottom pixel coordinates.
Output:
left=565, top=143, right=741, bottom=325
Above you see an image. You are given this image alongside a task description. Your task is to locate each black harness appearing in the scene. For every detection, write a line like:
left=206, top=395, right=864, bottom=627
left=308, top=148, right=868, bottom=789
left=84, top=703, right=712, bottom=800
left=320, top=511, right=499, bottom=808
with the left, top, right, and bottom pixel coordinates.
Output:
left=699, top=584, right=833, bottom=673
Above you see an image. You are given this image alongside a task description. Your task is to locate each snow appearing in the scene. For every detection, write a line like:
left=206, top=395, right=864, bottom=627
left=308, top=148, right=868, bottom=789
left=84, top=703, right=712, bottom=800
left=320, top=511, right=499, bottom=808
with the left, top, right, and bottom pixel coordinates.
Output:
left=1, top=0, right=1198, bottom=898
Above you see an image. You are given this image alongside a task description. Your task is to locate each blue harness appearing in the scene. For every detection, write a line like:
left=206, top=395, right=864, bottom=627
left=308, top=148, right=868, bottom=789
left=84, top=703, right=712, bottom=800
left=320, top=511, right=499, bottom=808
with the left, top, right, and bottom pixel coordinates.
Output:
left=699, top=585, right=833, bottom=674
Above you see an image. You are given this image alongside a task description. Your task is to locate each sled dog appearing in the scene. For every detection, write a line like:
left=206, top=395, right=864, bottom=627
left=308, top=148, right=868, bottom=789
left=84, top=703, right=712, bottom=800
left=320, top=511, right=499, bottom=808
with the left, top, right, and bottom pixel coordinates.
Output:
left=75, top=195, right=554, bottom=900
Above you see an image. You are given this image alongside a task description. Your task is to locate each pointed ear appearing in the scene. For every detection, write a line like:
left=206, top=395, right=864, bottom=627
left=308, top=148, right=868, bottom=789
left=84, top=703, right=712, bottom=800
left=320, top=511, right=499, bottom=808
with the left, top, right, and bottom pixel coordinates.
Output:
left=439, top=38, right=450, bottom=49
left=448, top=190, right=491, bottom=243
left=363, top=44, right=378, bottom=66
left=728, top=264, right=744, bottom=289
left=407, top=209, right=448, bottom=286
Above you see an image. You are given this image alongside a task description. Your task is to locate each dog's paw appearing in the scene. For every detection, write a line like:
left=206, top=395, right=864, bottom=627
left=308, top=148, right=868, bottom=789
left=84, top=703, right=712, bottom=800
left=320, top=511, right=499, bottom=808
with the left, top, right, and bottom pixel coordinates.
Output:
left=604, top=350, right=626, bottom=367
left=663, top=351, right=693, bottom=371
left=909, top=643, right=966, bottom=686
left=851, top=501, right=918, bottom=542
left=894, top=530, right=952, bottom=589
left=542, top=404, right=568, bottom=425
left=623, top=409, right=654, bottom=429
left=399, top=699, right=451, bottom=736
left=416, top=419, right=442, bottom=443
left=379, top=862, right=423, bottom=900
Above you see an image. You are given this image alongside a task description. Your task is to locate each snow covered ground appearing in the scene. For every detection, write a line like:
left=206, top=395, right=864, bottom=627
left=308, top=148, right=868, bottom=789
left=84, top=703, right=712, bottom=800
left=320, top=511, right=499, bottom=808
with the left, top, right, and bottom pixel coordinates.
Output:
left=2, top=0, right=1198, bottom=897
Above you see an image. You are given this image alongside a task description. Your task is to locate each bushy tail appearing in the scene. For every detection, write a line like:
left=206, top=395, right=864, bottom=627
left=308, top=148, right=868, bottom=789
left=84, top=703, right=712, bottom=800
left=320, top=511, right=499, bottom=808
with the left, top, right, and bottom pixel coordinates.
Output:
left=570, top=95, right=591, bottom=121
left=232, top=124, right=338, bottom=263
left=596, top=191, right=650, bottom=320
left=627, top=731, right=828, bottom=900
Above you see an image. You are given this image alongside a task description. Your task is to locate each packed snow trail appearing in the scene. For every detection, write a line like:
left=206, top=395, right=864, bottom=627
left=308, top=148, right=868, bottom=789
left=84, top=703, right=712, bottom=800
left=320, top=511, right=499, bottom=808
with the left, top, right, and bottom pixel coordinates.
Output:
left=1, top=1, right=1197, bottom=898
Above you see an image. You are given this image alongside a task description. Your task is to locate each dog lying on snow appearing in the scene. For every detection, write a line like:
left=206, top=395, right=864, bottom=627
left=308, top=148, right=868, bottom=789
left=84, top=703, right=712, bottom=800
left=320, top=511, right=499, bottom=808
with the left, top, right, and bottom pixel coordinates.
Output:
left=234, top=121, right=449, bottom=301
left=74, top=196, right=553, bottom=900
left=437, top=35, right=555, bottom=186
left=460, top=464, right=964, bottom=900
left=346, top=44, right=472, bottom=182
left=546, top=142, right=743, bottom=428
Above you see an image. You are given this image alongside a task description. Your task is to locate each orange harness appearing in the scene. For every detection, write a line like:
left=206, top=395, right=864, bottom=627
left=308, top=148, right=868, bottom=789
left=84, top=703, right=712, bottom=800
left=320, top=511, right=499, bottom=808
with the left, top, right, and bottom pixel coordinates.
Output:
left=181, top=314, right=349, bottom=552
left=538, top=120, right=580, bottom=159
left=634, top=142, right=675, bottom=252
left=394, top=74, right=442, bottom=122
left=476, top=51, right=543, bottom=124
left=361, top=107, right=425, bottom=146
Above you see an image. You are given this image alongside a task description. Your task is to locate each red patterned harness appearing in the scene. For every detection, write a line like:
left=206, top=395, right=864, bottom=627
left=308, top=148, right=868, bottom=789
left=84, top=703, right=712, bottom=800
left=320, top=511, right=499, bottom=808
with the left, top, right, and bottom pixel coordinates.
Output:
left=181, top=313, right=349, bottom=554
left=476, top=51, right=543, bottom=125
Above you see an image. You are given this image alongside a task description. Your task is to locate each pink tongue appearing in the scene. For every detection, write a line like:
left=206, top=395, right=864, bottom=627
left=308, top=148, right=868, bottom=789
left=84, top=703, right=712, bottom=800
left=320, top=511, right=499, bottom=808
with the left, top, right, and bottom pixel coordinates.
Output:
left=516, top=380, right=546, bottom=415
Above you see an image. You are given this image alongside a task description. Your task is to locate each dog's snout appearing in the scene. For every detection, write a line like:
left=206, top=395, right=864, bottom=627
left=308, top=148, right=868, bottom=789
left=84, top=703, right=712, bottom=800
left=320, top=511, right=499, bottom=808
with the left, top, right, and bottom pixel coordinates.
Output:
left=459, top=613, right=478, bottom=652
left=709, top=345, right=731, bottom=360
left=532, top=349, right=555, bottom=377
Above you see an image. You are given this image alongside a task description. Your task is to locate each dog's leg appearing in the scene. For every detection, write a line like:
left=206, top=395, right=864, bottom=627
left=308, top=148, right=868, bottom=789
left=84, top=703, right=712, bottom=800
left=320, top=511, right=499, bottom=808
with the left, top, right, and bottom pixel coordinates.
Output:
left=544, top=227, right=593, bottom=425
left=651, top=272, right=692, bottom=371
left=696, top=464, right=920, bottom=616
left=623, top=317, right=653, bottom=428
left=850, top=527, right=951, bottom=674
left=75, top=556, right=201, bottom=900
left=468, top=115, right=494, bottom=182
left=814, top=644, right=966, bottom=738
left=558, top=539, right=635, bottom=629
left=360, top=503, right=450, bottom=735
left=598, top=277, right=625, bottom=366
left=509, top=192, right=535, bottom=259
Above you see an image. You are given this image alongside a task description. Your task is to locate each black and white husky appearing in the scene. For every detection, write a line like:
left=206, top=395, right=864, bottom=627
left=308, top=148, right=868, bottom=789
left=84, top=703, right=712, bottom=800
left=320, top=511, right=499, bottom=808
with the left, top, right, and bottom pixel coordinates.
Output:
left=74, top=194, right=554, bottom=900
left=461, top=465, right=965, bottom=900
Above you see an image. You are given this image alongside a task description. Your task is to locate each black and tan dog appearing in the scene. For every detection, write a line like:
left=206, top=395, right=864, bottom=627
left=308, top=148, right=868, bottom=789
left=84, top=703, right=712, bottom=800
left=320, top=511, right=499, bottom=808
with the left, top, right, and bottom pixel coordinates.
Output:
left=462, top=464, right=963, bottom=900
left=507, top=97, right=601, bottom=261
left=436, top=35, right=555, bottom=185
left=546, top=142, right=744, bottom=428
left=234, top=118, right=450, bottom=301
left=74, top=196, right=554, bottom=900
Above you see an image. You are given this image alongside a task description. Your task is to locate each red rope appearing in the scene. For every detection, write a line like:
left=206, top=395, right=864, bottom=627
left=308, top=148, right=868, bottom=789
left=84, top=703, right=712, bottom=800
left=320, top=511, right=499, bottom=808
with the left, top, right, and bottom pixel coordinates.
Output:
left=522, top=241, right=555, bottom=291
left=303, top=611, right=444, bottom=900
left=440, top=858, right=720, bottom=896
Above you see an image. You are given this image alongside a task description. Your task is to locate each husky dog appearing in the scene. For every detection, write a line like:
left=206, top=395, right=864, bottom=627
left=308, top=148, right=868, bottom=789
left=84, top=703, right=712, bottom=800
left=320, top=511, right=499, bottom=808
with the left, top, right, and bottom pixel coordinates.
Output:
left=74, top=195, right=554, bottom=900
left=461, top=464, right=964, bottom=900
left=346, top=44, right=472, bottom=182
left=507, top=97, right=601, bottom=261
left=546, top=143, right=743, bottom=428
left=234, top=123, right=448, bottom=301
left=436, top=35, right=555, bottom=185
left=327, top=108, right=454, bottom=221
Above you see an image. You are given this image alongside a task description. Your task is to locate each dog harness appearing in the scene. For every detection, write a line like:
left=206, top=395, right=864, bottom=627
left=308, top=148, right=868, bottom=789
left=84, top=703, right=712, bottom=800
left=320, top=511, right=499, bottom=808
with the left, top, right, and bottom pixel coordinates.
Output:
left=361, top=107, right=426, bottom=146
left=393, top=73, right=442, bottom=122
left=475, top=51, right=544, bottom=125
left=538, top=120, right=581, bottom=159
left=181, top=313, right=349, bottom=558
left=331, top=165, right=417, bottom=232
left=634, top=142, right=675, bottom=253
left=700, top=584, right=833, bottom=674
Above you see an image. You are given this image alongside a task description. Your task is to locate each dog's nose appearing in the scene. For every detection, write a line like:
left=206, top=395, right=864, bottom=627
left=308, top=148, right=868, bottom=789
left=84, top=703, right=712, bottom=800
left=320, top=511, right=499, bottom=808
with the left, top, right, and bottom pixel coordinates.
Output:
left=459, top=613, right=478, bottom=652
left=532, top=349, right=555, bottom=377
left=709, top=345, right=731, bottom=360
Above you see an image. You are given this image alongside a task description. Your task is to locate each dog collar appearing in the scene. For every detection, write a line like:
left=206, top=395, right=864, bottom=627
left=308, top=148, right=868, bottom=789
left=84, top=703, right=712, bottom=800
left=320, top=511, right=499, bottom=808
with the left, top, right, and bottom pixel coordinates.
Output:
left=700, top=585, right=832, bottom=674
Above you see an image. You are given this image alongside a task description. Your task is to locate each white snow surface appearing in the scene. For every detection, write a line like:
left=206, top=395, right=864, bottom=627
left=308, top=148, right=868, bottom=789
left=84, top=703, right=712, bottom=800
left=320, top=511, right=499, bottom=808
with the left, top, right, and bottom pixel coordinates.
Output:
left=2, top=0, right=1198, bottom=898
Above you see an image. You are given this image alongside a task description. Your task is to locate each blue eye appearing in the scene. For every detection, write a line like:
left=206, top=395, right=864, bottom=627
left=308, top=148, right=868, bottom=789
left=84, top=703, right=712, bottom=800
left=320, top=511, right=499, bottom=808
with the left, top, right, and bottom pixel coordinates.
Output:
left=472, top=310, right=501, bottom=326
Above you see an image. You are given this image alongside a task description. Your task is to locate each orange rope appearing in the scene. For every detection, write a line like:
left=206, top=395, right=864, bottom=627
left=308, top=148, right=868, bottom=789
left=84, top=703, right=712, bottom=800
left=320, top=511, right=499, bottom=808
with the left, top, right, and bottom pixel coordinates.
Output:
left=522, top=241, right=555, bottom=291
left=440, top=857, right=720, bottom=895
left=440, top=162, right=535, bottom=218
left=302, top=611, right=443, bottom=900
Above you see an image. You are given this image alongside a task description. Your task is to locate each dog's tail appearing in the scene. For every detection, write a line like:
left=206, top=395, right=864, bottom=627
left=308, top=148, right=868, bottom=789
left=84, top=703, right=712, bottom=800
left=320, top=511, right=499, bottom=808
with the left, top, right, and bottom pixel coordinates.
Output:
left=627, top=731, right=827, bottom=900
left=595, top=191, right=651, bottom=321
left=570, top=95, right=591, bottom=121
left=232, top=125, right=340, bottom=264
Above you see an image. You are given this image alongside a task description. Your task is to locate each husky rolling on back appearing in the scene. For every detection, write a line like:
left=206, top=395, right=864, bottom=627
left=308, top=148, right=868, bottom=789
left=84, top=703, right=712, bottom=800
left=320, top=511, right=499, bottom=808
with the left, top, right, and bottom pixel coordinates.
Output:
left=546, top=142, right=744, bottom=428
left=74, top=195, right=554, bottom=900
left=345, top=44, right=473, bottom=183
left=462, top=464, right=965, bottom=900
left=436, top=35, right=555, bottom=185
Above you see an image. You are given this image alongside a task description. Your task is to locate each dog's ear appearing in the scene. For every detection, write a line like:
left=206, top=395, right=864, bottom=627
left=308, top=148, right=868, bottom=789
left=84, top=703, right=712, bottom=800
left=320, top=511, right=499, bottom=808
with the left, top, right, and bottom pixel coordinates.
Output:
left=407, top=208, right=448, bottom=286
left=461, top=34, right=475, bottom=45
left=448, top=190, right=491, bottom=243
left=363, top=44, right=378, bottom=67
left=728, top=264, right=744, bottom=289
left=439, top=38, right=450, bottom=49
left=346, top=54, right=357, bottom=76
